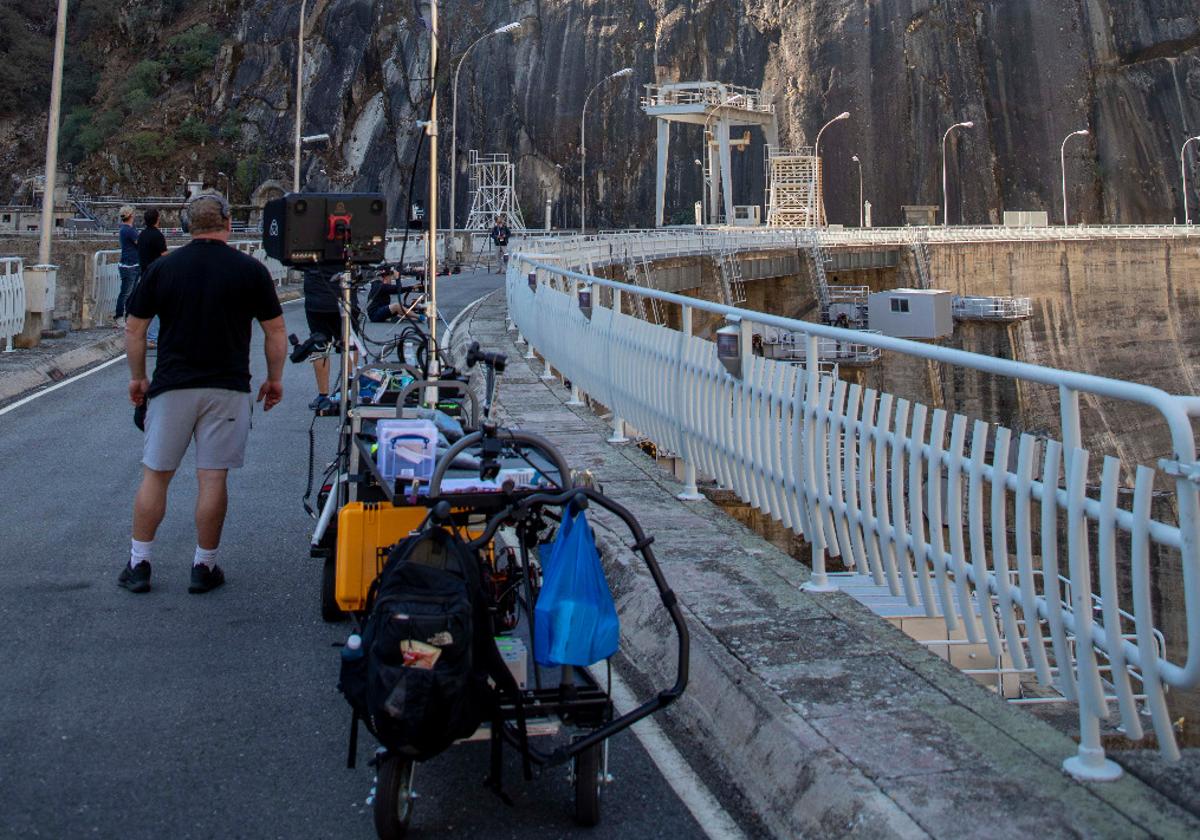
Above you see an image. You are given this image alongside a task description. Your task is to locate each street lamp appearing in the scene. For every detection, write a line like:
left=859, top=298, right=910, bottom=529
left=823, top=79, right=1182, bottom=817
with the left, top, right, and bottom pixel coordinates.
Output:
left=1181, top=135, right=1200, bottom=225
left=580, top=67, right=633, bottom=233
left=941, top=120, right=975, bottom=226
left=1060, top=128, right=1089, bottom=226
left=449, top=20, right=522, bottom=239
left=37, top=0, right=69, bottom=267
left=216, top=171, right=231, bottom=201
left=292, top=0, right=308, bottom=192
left=813, top=111, right=849, bottom=226
left=851, top=154, right=863, bottom=227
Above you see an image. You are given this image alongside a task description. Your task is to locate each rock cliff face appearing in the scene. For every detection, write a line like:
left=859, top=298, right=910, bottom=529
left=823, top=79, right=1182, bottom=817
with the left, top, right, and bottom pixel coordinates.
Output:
left=5, top=1, right=1199, bottom=227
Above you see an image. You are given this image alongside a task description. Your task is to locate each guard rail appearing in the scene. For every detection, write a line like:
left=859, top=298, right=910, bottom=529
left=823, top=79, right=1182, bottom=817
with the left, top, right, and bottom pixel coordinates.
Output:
left=508, top=237, right=1200, bottom=783
left=0, top=257, right=25, bottom=350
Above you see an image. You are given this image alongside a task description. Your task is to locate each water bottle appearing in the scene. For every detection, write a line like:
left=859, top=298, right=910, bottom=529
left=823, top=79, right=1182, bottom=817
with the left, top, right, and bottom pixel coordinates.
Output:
left=342, top=633, right=364, bottom=663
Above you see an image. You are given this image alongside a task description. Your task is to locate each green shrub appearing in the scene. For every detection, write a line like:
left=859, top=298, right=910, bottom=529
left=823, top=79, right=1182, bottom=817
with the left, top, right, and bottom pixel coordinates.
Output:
left=167, top=24, right=222, bottom=79
left=235, top=152, right=263, bottom=197
left=129, top=130, right=176, bottom=161
left=178, top=115, right=210, bottom=145
left=218, top=110, right=243, bottom=142
left=124, top=59, right=165, bottom=102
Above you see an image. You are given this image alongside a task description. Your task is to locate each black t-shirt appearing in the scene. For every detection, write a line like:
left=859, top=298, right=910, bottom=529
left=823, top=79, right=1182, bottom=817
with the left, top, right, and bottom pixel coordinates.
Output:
left=490, top=225, right=510, bottom=246
left=137, top=225, right=167, bottom=272
left=303, top=267, right=341, bottom=313
left=127, top=239, right=283, bottom=398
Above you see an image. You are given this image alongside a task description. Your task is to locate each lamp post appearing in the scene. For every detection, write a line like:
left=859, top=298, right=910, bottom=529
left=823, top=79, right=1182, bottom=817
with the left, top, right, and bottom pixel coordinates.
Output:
left=580, top=67, right=633, bottom=233
left=1060, top=128, right=1089, bottom=225
left=813, top=111, right=849, bottom=226
left=851, top=154, right=863, bottom=227
left=37, top=0, right=69, bottom=267
left=216, top=171, right=231, bottom=202
left=1181, top=135, right=1200, bottom=225
left=449, top=21, right=521, bottom=243
left=292, top=0, right=308, bottom=192
left=941, top=121, right=974, bottom=226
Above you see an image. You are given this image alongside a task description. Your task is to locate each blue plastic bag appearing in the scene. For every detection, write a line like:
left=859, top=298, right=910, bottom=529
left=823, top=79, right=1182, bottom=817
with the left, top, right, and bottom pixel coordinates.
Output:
left=533, top=509, right=620, bottom=667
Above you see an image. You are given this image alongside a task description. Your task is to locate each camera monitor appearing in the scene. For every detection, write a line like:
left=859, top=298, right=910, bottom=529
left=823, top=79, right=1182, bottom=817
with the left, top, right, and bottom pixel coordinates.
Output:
left=262, top=193, right=388, bottom=265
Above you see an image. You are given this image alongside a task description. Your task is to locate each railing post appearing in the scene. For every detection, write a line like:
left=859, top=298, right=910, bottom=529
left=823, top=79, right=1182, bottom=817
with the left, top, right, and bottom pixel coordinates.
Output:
left=677, top=304, right=703, bottom=500
left=607, top=286, right=629, bottom=444
left=801, top=331, right=838, bottom=592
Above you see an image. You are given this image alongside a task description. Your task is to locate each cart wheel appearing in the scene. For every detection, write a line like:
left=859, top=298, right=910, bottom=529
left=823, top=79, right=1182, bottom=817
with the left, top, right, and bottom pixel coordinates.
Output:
left=573, top=742, right=603, bottom=826
left=320, top=556, right=346, bottom=623
left=373, top=755, right=415, bottom=839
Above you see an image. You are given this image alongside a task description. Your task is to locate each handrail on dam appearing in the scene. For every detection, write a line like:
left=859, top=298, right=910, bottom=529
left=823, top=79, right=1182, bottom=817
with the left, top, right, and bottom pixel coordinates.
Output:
left=508, top=231, right=1200, bottom=783
left=0, top=256, right=25, bottom=350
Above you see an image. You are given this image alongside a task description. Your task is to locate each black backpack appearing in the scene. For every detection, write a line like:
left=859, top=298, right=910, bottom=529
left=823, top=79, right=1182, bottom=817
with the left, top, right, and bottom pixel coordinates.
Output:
left=340, top=528, right=528, bottom=769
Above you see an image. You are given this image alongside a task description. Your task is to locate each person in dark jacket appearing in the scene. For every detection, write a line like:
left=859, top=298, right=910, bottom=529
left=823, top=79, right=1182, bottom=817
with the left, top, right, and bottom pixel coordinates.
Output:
left=489, top=214, right=511, bottom=274
left=113, top=206, right=139, bottom=324
left=302, top=266, right=343, bottom=411
left=137, top=208, right=168, bottom=347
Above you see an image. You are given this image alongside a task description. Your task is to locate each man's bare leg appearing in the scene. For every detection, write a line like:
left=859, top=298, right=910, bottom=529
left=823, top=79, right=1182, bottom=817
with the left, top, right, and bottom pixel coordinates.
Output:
left=195, top=468, right=229, bottom=551
left=314, top=357, right=330, bottom=396
left=133, top=466, right=175, bottom=541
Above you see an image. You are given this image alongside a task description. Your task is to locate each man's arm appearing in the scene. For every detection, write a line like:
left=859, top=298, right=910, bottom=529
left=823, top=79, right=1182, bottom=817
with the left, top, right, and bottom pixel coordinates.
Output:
left=257, top=315, right=286, bottom=411
left=125, top=316, right=151, bottom=405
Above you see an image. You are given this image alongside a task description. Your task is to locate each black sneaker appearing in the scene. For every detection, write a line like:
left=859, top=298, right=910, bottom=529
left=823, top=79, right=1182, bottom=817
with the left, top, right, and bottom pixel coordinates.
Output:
left=188, top=563, right=225, bottom=594
left=118, top=561, right=152, bottom=593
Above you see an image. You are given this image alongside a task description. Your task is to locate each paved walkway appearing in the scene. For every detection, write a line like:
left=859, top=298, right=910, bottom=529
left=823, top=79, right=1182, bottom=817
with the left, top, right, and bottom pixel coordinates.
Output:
left=451, top=289, right=1200, bottom=839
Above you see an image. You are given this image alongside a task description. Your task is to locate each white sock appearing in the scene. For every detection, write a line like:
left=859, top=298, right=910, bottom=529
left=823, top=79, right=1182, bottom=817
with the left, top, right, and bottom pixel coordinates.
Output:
left=130, top=538, right=153, bottom=568
left=194, top=546, right=219, bottom=569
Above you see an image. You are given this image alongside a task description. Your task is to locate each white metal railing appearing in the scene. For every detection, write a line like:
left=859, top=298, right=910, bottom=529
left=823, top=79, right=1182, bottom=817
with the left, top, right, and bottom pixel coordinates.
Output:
left=953, top=295, right=1034, bottom=321
left=0, top=257, right=25, bottom=350
left=641, top=82, right=774, bottom=115
left=509, top=240, right=1200, bottom=781
left=762, top=328, right=882, bottom=364
left=89, top=241, right=288, bottom=327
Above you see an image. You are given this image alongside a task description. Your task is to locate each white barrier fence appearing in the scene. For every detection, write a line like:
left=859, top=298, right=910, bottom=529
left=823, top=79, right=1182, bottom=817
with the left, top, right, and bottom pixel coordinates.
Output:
left=509, top=246, right=1200, bottom=782
left=89, top=242, right=288, bottom=327
left=1, top=257, right=25, bottom=350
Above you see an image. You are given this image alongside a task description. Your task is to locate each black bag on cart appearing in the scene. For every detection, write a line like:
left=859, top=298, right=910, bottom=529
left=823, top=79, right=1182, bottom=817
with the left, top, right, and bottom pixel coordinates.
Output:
left=340, top=528, right=528, bottom=767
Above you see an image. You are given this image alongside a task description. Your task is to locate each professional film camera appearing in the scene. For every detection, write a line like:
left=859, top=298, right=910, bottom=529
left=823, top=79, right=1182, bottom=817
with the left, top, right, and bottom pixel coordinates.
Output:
left=262, top=193, right=388, bottom=265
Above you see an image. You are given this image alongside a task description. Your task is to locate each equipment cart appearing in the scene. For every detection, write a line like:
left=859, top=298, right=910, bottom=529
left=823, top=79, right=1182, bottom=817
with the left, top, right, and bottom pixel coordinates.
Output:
left=328, top=349, right=690, bottom=838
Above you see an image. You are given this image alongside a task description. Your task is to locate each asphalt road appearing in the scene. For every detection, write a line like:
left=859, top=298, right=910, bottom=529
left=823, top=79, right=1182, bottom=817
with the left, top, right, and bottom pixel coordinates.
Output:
left=0, top=268, right=711, bottom=839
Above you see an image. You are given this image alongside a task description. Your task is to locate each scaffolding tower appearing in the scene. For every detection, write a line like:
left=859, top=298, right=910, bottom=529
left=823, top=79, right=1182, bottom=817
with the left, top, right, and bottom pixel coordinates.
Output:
left=464, top=151, right=526, bottom=231
left=766, top=147, right=823, bottom=227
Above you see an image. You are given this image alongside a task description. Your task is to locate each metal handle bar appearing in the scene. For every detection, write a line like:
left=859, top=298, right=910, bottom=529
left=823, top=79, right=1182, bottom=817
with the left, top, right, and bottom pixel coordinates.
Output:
left=428, top=429, right=573, bottom=497
left=395, top=380, right=480, bottom=430
left=462, top=484, right=691, bottom=766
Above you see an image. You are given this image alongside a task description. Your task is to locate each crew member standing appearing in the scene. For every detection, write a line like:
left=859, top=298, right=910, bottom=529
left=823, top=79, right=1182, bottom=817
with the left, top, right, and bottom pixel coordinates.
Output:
left=489, top=214, right=511, bottom=274
left=119, top=192, right=286, bottom=594
left=113, top=206, right=140, bottom=325
left=136, top=208, right=168, bottom=348
left=302, top=265, right=344, bottom=411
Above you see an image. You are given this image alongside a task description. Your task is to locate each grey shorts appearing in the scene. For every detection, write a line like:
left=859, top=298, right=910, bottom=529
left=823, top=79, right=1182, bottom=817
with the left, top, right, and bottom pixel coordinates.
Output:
left=143, top=388, right=252, bottom=472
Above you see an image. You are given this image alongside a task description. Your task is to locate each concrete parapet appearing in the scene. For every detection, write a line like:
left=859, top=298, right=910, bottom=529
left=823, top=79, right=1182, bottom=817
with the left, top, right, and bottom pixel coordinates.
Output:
left=450, top=289, right=1200, bottom=839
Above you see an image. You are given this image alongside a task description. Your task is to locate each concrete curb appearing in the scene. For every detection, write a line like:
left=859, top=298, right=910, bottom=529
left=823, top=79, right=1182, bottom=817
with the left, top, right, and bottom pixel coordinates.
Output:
left=0, top=287, right=303, bottom=409
left=0, top=332, right=127, bottom=407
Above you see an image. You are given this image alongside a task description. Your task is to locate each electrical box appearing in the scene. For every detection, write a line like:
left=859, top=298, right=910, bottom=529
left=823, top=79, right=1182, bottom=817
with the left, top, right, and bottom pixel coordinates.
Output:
left=868, top=289, right=954, bottom=339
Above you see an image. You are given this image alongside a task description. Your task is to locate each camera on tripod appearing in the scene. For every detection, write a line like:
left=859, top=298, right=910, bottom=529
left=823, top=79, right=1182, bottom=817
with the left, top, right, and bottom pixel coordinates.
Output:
left=262, top=193, right=388, bottom=266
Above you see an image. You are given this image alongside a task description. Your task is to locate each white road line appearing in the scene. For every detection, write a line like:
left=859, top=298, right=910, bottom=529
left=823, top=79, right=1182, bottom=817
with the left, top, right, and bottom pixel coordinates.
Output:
left=1, top=299, right=307, bottom=419
left=591, top=664, right=750, bottom=840
left=442, top=290, right=496, bottom=350
left=0, top=354, right=128, bottom=418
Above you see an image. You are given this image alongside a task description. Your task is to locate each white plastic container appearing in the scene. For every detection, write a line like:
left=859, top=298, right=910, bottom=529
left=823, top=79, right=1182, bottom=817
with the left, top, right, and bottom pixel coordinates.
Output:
left=376, top=419, right=438, bottom=484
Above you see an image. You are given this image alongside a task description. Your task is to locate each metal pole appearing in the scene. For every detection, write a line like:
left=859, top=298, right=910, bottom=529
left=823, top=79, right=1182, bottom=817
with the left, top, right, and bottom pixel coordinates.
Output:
left=941, top=121, right=974, bottom=226
left=293, top=0, right=307, bottom=193
left=580, top=68, right=633, bottom=234
left=853, top=155, right=863, bottom=227
left=813, top=112, right=848, bottom=227
left=426, top=0, right=440, bottom=388
left=1182, top=136, right=1200, bottom=226
left=1060, top=129, right=1089, bottom=226
left=450, top=24, right=520, bottom=253
left=38, top=0, right=69, bottom=267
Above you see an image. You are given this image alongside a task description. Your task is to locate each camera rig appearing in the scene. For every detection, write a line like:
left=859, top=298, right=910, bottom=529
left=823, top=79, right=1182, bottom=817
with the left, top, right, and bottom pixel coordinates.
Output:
left=262, top=193, right=388, bottom=266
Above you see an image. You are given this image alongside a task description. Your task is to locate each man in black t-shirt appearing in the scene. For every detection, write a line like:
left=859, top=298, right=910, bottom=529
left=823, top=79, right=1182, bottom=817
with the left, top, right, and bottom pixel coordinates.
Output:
left=119, top=192, right=287, bottom=595
left=136, top=208, right=168, bottom=347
